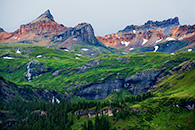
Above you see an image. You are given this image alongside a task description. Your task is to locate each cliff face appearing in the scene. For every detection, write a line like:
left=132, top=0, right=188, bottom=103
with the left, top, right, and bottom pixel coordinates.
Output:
left=97, top=17, right=195, bottom=51
left=74, top=79, right=124, bottom=100
left=74, top=69, right=162, bottom=99
left=51, top=23, right=103, bottom=48
left=74, top=59, right=195, bottom=100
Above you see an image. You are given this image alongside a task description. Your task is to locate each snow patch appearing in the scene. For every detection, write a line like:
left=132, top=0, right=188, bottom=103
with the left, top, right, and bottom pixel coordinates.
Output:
left=64, top=49, right=69, bottom=52
left=155, top=39, right=162, bottom=43
left=188, top=49, right=192, bottom=52
left=166, top=37, right=175, bottom=41
left=170, top=53, right=175, bottom=55
left=76, top=54, right=82, bottom=56
left=55, top=98, right=60, bottom=104
left=133, top=30, right=136, bottom=34
left=75, top=57, right=80, bottom=59
left=142, top=39, right=148, bottom=45
left=81, top=48, right=89, bottom=51
left=154, top=46, right=159, bottom=52
left=91, top=54, right=94, bottom=56
left=129, top=48, right=134, bottom=51
left=121, top=41, right=130, bottom=47
left=3, top=56, right=15, bottom=59
left=16, top=49, right=21, bottom=54
left=36, top=55, right=42, bottom=58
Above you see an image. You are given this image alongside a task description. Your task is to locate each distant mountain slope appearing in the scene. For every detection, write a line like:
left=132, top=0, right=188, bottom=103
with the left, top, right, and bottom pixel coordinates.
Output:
left=97, top=17, right=195, bottom=53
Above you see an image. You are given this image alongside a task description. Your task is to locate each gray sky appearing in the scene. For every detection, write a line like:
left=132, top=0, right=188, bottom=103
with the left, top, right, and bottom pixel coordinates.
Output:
left=0, top=0, right=195, bottom=36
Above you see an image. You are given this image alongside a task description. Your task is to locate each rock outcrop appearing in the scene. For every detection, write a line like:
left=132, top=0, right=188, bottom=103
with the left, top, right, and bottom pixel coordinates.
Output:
left=24, top=61, right=52, bottom=82
left=119, top=17, right=179, bottom=32
left=51, top=23, right=105, bottom=48
left=74, top=79, right=124, bottom=100
left=74, top=69, right=165, bottom=99
left=0, top=76, right=70, bottom=102
left=124, top=69, right=161, bottom=95
left=74, top=58, right=193, bottom=100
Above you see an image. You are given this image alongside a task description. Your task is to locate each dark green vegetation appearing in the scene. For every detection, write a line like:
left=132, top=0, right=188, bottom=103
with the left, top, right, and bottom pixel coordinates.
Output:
left=0, top=43, right=195, bottom=129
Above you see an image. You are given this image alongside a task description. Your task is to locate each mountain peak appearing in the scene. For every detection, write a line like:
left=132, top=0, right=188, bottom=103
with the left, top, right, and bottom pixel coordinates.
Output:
left=0, top=27, right=5, bottom=32
left=30, top=9, right=55, bottom=24
left=38, top=9, right=53, bottom=19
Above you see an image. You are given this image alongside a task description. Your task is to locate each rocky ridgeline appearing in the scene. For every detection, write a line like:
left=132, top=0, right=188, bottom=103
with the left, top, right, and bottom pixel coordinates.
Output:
left=119, top=17, right=179, bottom=32
left=51, top=23, right=104, bottom=48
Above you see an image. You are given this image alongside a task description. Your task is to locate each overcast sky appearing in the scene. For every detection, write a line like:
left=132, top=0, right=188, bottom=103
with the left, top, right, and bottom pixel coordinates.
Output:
left=0, top=0, right=195, bottom=36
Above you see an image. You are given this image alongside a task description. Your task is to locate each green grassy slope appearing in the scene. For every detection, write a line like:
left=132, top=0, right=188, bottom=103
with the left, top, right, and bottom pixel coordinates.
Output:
left=0, top=43, right=195, bottom=93
left=1, top=43, right=195, bottom=130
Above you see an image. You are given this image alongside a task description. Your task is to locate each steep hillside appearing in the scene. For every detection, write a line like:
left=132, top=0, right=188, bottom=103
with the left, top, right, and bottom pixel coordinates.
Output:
left=97, top=17, right=195, bottom=53
left=1, top=43, right=194, bottom=100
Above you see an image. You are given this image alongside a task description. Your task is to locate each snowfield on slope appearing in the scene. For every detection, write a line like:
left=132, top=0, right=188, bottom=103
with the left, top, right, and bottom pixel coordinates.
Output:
left=121, top=41, right=130, bottom=47
left=142, top=39, right=148, bottom=45
left=166, top=37, right=175, bottom=41
left=155, top=39, right=162, bottom=43
left=154, top=46, right=159, bottom=52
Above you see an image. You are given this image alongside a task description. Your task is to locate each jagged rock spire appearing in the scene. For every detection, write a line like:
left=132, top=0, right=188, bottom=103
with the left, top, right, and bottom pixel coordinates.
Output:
left=30, top=9, right=55, bottom=23
left=38, top=9, right=54, bottom=21
left=0, top=27, right=5, bottom=32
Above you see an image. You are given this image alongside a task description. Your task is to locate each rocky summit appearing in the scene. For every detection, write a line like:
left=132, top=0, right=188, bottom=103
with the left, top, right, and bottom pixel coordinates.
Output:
left=0, top=10, right=107, bottom=51
left=51, top=23, right=105, bottom=48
